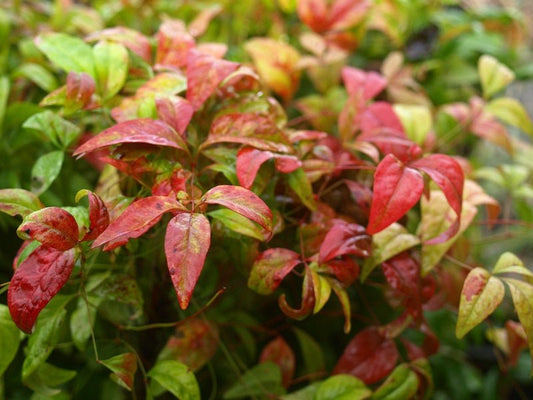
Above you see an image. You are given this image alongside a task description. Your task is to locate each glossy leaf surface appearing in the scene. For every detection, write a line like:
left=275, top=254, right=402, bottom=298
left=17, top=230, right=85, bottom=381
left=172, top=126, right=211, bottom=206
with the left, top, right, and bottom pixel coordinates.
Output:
left=319, top=220, right=370, bottom=262
left=8, top=246, right=77, bottom=333
left=165, top=213, right=211, bottom=310
left=155, top=96, right=194, bottom=136
left=76, top=190, right=110, bottom=241
left=93, top=40, right=129, bottom=100
left=315, top=374, right=371, bottom=400
left=149, top=360, right=200, bottom=400
left=209, top=208, right=270, bottom=241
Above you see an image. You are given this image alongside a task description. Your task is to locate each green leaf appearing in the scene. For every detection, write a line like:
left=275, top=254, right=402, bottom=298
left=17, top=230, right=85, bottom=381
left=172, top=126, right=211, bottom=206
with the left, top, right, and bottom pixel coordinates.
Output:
left=478, top=55, right=514, bottom=98
left=492, top=252, right=533, bottom=279
left=0, top=304, right=20, bottom=377
left=504, top=278, right=533, bottom=373
left=23, top=362, right=76, bottom=396
left=31, top=151, right=64, bottom=195
left=372, top=364, right=419, bottom=400
left=223, top=362, right=285, bottom=399
left=209, top=208, right=269, bottom=241
left=328, top=278, right=352, bottom=333
left=393, top=104, right=432, bottom=145
left=35, top=33, right=95, bottom=78
left=287, top=168, right=316, bottom=211
left=362, top=223, right=420, bottom=281
left=148, top=360, right=200, bottom=400
left=22, top=295, right=73, bottom=380
left=13, top=63, right=58, bottom=92
left=456, top=268, right=504, bottom=338
left=0, top=188, right=43, bottom=217
left=315, top=374, right=371, bottom=400
left=293, top=328, right=325, bottom=377
left=23, top=111, right=81, bottom=149
left=93, top=41, right=129, bottom=100
left=280, top=382, right=320, bottom=399
left=70, top=296, right=101, bottom=351
left=99, top=353, right=137, bottom=391
left=0, top=76, right=8, bottom=134
left=486, top=97, right=533, bottom=136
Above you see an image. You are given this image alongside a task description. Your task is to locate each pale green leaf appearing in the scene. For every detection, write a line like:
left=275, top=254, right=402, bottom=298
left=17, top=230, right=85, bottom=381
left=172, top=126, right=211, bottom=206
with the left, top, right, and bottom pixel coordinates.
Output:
left=456, top=268, right=504, bottom=338
left=315, top=374, right=371, bottom=400
left=23, top=111, right=80, bottom=149
left=93, top=41, right=129, bottom=100
left=310, top=269, right=331, bottom=313
left=0, top=305, right=20, bottom=377
left=478, top=55, right=515, bottom=98
left=393, top=104, right=432, bottom=145
left=148, top=360, right=200, bottom=400
left=13, top=63, right=58, bottom=92
left=209, top=208, right=268, bottom=241
left=372, top=364, right=419, bottom=400
left=492, top=252, right=533, bottom=279
left=0, top=76, right=9, bottom=135
left=486, top=97, right=533, bottom=136
left=0, top=188, right=43, bottom=217
left=23, top=362, right=76, bottom=396
left=31, top=151, right=64, bottom=195
left=328, top=278, right=351, bottom=333
left=288, top=168, right=316, bottom=211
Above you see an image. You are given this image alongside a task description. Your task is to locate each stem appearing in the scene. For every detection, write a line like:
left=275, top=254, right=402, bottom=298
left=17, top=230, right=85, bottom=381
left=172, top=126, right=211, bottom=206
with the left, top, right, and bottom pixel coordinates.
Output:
left=79, top=254, right=100, bottom=361
left=444, top=254, right=474, bottom=271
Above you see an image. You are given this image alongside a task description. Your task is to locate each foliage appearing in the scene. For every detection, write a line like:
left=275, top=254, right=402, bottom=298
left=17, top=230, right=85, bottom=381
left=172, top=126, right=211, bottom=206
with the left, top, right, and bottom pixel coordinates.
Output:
left=1, top=0, right=533, bottom=398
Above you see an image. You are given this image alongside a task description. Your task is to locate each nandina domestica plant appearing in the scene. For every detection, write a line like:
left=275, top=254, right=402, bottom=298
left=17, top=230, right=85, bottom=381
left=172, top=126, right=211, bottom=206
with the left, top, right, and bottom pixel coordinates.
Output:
left=1, top=0, right=533, bottom=398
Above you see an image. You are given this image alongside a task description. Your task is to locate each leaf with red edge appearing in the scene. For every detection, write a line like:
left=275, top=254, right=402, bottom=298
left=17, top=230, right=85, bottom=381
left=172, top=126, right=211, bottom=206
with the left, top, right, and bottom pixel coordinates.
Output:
left=298, top=0, right=370, bottom=33
left=86, top=27, right=152, bottom=62
left=8, top=245, right=78, bottom=333
left=93, top=196, right=185, bottom=250
left=342, top=66, right=387, bottom=102
left=65, top=72, right=96, bottom=113
left=155, top=20, right=195, bottom=69
left=410, top=154, right=464, bottom=244
left=0, top=188, right=43, bottom=217
left=279, top=264, right=315, bottom=320
left=333, top=326, right=399, bottom=384
left=99, top=353, right=137, bottom=391
left=165, top=213, right=211, bottom=310
left=319, top=220, right=371, bottom=263
left=248, top=248, right=301, bottom=295
left=367, top=154, right=424, bottom=235
left=202, top=185, right=273, bottom=236
left=73, top=119, right=187, bottom=158
left=260, top=336, right=295, bottom=388
left=186, top=49, right=239, bottom=110
left=358, top=133, right=422, bottom=164
left=75, top=190, right=110, bottom=241
left=155, top=96, right=194, bottom=136
left=17, top=208, right=79, bottom=251
left=360, top=102, right=405, bottom=136
left=318, top=256, right=360, bottom=287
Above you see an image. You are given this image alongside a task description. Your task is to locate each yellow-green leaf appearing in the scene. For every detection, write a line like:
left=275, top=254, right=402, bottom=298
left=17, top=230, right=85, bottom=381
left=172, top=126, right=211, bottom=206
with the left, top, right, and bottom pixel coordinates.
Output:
left=478, top=55, right=514, bottom=99
left=493, top=252, right=533, bottom=280
left=486, top=97, right=533, bottom=136
left=393, top=104, right=432, bottom=145
left=310, top=269, right=331, bottom=313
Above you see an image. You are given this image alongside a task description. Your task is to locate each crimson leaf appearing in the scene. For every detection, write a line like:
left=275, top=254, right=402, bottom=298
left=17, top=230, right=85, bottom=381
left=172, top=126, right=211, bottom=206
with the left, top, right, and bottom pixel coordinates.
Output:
left=76, top=190, right=110, bottom=241
left=319, top=220, right=371, bottom=263
left=248, top=248, right=301, bottom=295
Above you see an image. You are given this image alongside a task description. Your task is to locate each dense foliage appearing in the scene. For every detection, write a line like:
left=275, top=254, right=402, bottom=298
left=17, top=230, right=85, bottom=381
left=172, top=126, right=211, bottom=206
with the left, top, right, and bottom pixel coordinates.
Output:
left=1, top=0, right=533, bottom=399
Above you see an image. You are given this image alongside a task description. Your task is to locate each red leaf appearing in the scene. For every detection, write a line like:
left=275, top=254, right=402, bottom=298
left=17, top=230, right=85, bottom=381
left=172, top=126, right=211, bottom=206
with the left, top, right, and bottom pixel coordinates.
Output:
left=298, top=0, right=370, bottom=33
left=165, top=213, right=211, bottom=309
left=342, top=67, right=387, bottom=102
left=17, top=208, right=79, bottom=251
left=186, top=49, right=239, bottom=110
left=155, top=20, right=195, bottom=69
left=333, top=326, right=399, bottom=384
left=73, top=119, right=187, bottom=158
left=248, top=248, right=301, bottom=295
left=8, top=245, right=77, bottom=333
left=93, top=196, right=185, bottom=250
left=86, top=27, right=152, bottom=62
left=202, top=185, right=272, bottom=236
left=155, top=96, right=194, bottom=136
left=358, top=133, right=422, bottom=163
left=367, top=154, right=424, bottom=235
left=360, top=102, right=405, bottom=136
left=319, top=220, right=371, bottom=262
left=279, top=264, right=315, bottom=320
left=66, top=72, right=96, bottom=110
left=236, top=147, right=275, bottom=189
left=321, top=256, right=360, bottom=287
left=260, top=336, right=296, bottom=388
left=274, top=155, right=301, bottom=173
left=79, top=191, right=110, bottom=241
left=410, top=154, right=464, bottom=244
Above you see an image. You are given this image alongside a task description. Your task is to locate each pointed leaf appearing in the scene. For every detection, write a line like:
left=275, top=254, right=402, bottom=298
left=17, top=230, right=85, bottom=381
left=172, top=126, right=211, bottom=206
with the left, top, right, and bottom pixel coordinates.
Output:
left=31, top=150, right=64, bottom=195
left=393, top=104, right=432, bottom=145
left=342, top=66, right=386, bottom=102
left=155, top=96, right=194, bottom=136
left=99, top=353, right=137, bottom=391
left=456, top=268, right=504, bottom=338
left=486, top=97, right=533, bottom=136
left=0, top=304, right=21, bottom=376
left=87, top=27, right=152, bottom=62
left=248, top=248, right=301, bottom=295
left=165, top=213, right=211, bottom=310
left=76, top=190, right=110, bottom=241
left=492, top=252, right=532, bottom=278
left=319, top=220, right=370, bottom=262
left=23, top=110, right=81, bottom=149
left=35, top=33, right=95, bottom=77
left=186, top=49, right=239, bottom=110
left=13, top=62, right=58, bottom=92
left=23, top=362, right=76, bottom=395
left=360, top=102, right=405, bottom=136
left=410, top=154, right=464, bottom=244
left=8, top=246, right=77, bottom=333
left=367, top=154, right=424, bottom=234
left=479, top=55, right=514, bottom=98
left=224, top=362, right=285, bottom=399
left=65, top=72, right=96, bottom=113
left=202, top=185, right=272, bottom=235
left=93, top=196, right=184, bottom=250
left=333, top=326, right=398, bottom=384
left=93, top=40, right=129, bottom=100
left=73, top=119, right=187, bottom=157
left=260, top=336, right=296, bottom=388
left=310, top=269, right=332, bottom=313
left=236, top=147, right=277, bottom=189
left=328, top=278, right=352, bottom=333
left=18, top=207, right=79, bottom=251
left=155, top=20, right=195, bottom=69
left=0, top=188, right=43, bottom=217
left=209, top=208, right=270, bottom=241
left=288, top=167, right=317, bottom=211
left=149, top=360, right=200, bottom=400
left=372, top=364, right=419, bottom=400
left=315, top=375, right=371, bottom=400
left=293, top=328, right=325, bottom=376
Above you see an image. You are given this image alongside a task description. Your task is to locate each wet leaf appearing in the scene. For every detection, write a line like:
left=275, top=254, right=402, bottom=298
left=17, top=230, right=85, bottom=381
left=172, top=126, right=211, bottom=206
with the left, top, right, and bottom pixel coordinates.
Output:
left=367, top=154, right=424, bottom=235
left=0, top=304, right=20, bottom=376
left=333, top=326, right=398, bottom=384
left=31, top=151, right=64, bottom=195
left=260, top=336, right=296, bottom=387
left=456, top=268, right=504, bottom=338
left=148, top=360, right=200, bottom=400
left=186, top=49, right=239, bottom=110
left=8, top=246, right=77, bottom=333
left=479, top=55, right=514, bottom=98
left=165, top=213, right=211, bottom=310
left=155, top=96, right=194, bottom=136
left=93, top=40, right=129, bottom=100
left=73, top=119, right=187, bottom=157
left=99, top=353, right=137, bottom=391
left=319, top=220, right=370, bottom=262
left=372, top=364, right=419, bottom=400
left=18, top=208, right=79, bottom=251
left=248, top=248, right=301, bottom=295
left=224, top=362, right=285, bottom=399
left=0, top=188, right=43, bottom=217
left=93, top=196, right=184, bottom=250
left=76, top=190, right=110, bottom=241
left=202, top=185, right=272, bottom=236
